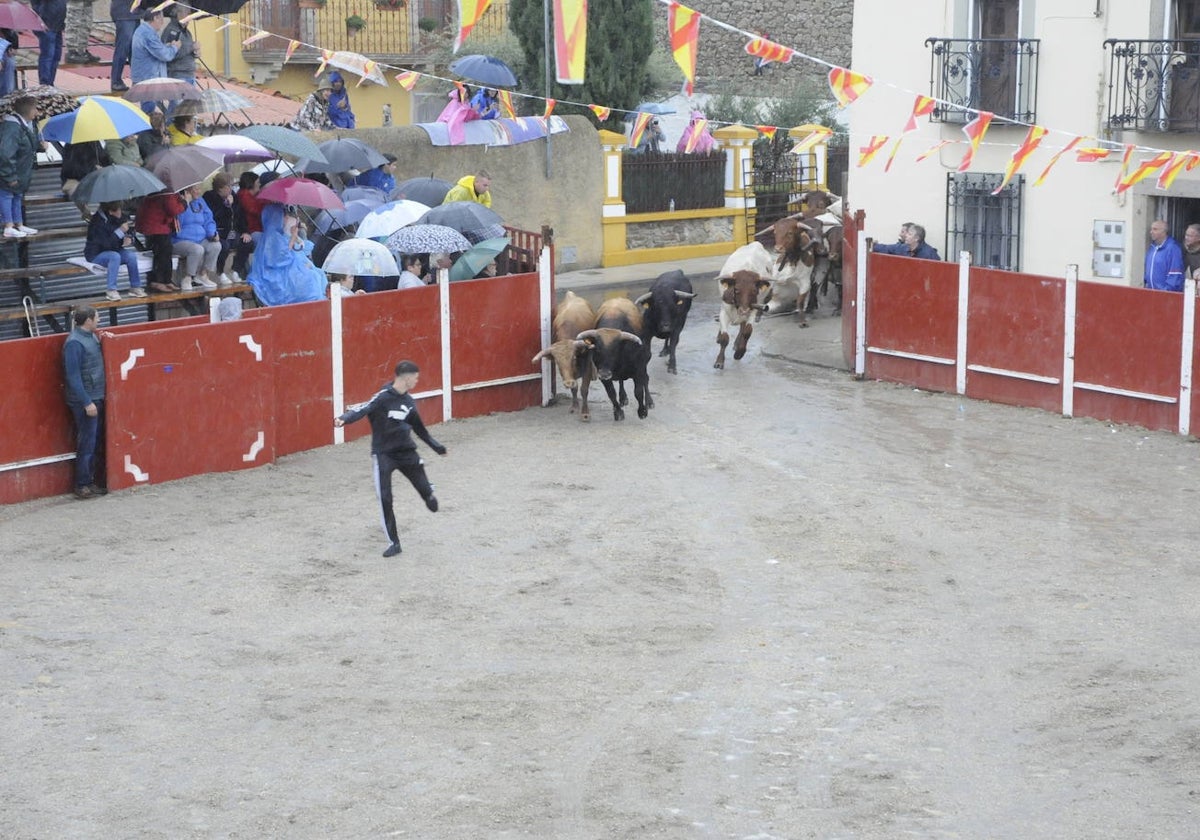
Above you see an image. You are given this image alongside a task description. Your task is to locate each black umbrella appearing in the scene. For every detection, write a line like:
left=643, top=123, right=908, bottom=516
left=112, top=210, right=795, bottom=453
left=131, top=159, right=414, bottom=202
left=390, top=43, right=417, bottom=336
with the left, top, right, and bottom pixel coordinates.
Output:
left=390, top=177, right=452, bottom=207
left=418, top=201, right=504, bottom=243
left=300, top=138, right=387, bottom=174
left=449, top=55, right=518, bottom=88
left=184, top=0, right=251, bottom=14
left=73, top=164, right=167, bottom=205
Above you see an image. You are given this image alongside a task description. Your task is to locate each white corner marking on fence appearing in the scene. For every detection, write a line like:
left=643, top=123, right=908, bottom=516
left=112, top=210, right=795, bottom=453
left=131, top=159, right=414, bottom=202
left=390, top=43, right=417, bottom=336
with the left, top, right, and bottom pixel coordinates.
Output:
left=120, top=348, right=145, bottom=381
left=239, top=335, right=262, bottom=362
left=242, top=431, right=265, bottom=463
left=124, top=454, right=149, bottom=483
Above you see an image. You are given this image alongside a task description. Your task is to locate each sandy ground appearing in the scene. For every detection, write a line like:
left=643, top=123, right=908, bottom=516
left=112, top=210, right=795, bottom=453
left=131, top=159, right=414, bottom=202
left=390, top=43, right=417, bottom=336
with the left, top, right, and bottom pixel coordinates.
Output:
left=3, top=297, right=1199, bottom=839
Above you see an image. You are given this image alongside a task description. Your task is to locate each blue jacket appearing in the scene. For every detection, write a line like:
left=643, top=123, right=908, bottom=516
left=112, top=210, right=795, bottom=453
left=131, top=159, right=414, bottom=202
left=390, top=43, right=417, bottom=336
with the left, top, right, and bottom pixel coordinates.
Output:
left=470, top=89, right=499, bottom=119
left=173, top=197, right=217, bottom=244
left=31, top=0, right=66, bottom=31
left=63, top=327, right=105, bottom=406
left=131, top=20, right=179, bottom=84
left=85, top=210, right=133, bottom=261
left=351, top=166, right=395, bottom=194
left=327, top=72, right=355, bottom=129
left=1144, top=236, right=1185, bottom=292
left=872, top=240, right=941, bottom=260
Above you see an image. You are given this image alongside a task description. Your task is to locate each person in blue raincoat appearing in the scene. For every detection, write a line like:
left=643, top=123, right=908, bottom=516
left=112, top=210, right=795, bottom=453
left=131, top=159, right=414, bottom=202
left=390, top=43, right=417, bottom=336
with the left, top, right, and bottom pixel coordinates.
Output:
left=469, top=87, right=499, bottom=120
left=327, top=71, right=356, bottom=129
left=247, top=203, right=327, bottom=306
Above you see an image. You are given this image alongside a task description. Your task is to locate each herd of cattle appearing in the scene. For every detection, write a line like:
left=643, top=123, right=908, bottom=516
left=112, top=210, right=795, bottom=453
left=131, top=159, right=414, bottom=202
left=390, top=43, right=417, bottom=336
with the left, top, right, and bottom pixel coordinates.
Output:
left=532, top=213, right=834, bottom=421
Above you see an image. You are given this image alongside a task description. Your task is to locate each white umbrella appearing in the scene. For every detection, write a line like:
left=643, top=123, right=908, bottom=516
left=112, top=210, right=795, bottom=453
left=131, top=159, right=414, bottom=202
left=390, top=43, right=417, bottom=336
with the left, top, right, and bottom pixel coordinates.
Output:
left=322, top=238, right=399, bottom=276
left=354, top=200, right=431, bottom=240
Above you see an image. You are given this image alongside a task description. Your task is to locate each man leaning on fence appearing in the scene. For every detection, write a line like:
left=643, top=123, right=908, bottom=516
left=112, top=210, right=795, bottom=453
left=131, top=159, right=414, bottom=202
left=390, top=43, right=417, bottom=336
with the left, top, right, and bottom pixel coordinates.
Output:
left=1144, top=220, right=1184, bottom=292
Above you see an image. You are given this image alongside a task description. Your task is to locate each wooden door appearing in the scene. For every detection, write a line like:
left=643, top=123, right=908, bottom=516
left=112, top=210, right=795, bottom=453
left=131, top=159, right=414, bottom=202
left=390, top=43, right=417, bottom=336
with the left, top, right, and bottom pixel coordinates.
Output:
left=976, top=0, right=1019, bottom=117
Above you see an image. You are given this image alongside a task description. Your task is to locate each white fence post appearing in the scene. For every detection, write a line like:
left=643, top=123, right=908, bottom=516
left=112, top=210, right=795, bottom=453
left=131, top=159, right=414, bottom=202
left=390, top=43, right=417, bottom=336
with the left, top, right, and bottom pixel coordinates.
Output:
left=1180, top=278, right=1196, bottom=436
left=855, top=229, right=868, bottom=376
left=538, top=243, right=554, bottom=407
left=1062, top=264, right=1078, bottom=419
left=439, top=267, right=452, bottom=422
left=956, top=251, right=971, bottom=395
left=330, top=287, right=345, bottom=445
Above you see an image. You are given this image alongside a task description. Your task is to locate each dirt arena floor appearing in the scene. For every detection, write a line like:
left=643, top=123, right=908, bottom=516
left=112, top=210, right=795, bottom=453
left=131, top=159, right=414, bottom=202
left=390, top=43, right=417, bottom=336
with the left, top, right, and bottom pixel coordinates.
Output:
left=3, top=298, right=1199, bottom=838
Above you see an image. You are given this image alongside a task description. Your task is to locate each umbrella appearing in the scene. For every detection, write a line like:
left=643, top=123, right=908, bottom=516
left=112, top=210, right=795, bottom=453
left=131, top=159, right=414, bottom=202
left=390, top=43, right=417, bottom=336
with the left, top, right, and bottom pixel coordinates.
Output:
left=622, top=101, right=676, bottom=120
left=73, top=164, right=167, bottom=205
left=238, top=125, right=328, bottom=163
left=449, top=54, right=518, bottom=88
left=41, top=96, right=152, bottom=143
left=313, top=198, right=382, bottom=234
left=0, top=85, right=76, bottom=118
left=173, top=88, right=254, bottom=116
left=184, top=0, right=251, bottom=14
left=324, top=50, right=387, bottom=87
left=300, top=138, right=387, bottom=174
left=322, top=238, right=400, bottom=276
left=196, top=134, right=275, bottom=162
left=340, top=185, right=388, bottom=204
left=418, top=200, right=505, bottom=243
left=250, top=158, right=301, bottom=178
left=145, top=145, right=225, bottom=191
left=355, top=200, right=430, bottom=240
left=123, top=77, right=201, bottom=104
left=449, top=236, right=509, bottom=281
left=390, top=177, right=453, bottom=207
left=258, top=176, right=345, bottom=210
left=0, top=2, right=45, bottom=31
left=386, top=224, right=472, bottom=257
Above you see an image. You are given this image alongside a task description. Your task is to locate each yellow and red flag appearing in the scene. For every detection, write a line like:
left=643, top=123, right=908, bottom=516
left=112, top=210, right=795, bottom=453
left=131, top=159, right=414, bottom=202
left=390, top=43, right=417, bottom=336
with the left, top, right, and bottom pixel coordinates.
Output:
left=1113, top=143, right=1135, bottom=191
left=1033, top=135, right=1084, bottom=186
left=497, top=89, right=516, bottom=118
left=916, top=139, right=954, bottom=162
left=1158, top=151, right=1200, bottom=190
left=756, top=125, right=777, bottom=140
left=315, top=49, right=334, bottom=77
left=213, top=19, right=235, bottom=32
left=828, top=67, right=872, bottom=109
left=684, top=118, right=708, bottom=153
left=588, top=104, right=611, bottom=121
left=793, top=124, right=833, bottom=154
left=395, top=71, right=419, bottom=91
left=151, top=0, right=174, bottom=11
left=1075, top=147, right=1112, bottom=163
left=744, top=37, right=793, bottom=65
left=285, top=40, right=300, bottom=62
left=957, top=111, right=993, bottom=172
left=543, top=99, right=556, bottom=119
left=241, top=31, right=270, bottom=46
left=355, top=61, right=378, bottom=87
left=858, top=135, right=889, bottom=168
left=668, top=2, right=701, bottom=96
left=992, top=125, right=1047, bottom=194
left=179, top=9, right=208, bottom=23
left=1117, top=151, right=1173, bottom=194
left=884, top=96, right=937, bottom=172
left=629, top=112, right=653, bottom=147
left=553, top=0, right=587, bottom=84
left=454, top=0, right=494, bottom=52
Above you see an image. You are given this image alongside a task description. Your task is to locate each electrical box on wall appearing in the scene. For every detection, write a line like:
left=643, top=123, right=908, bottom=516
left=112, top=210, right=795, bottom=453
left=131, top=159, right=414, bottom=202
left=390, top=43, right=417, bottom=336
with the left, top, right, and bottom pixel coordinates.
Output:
left=1093, top=220, right=1126, bottom=278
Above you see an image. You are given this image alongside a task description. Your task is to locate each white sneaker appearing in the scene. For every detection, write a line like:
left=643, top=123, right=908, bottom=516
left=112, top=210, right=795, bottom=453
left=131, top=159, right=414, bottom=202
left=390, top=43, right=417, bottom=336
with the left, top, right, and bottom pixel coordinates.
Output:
left=17, top=225, right=38, bottom=235
left=104, top=289, right=120, bottom=301
left=179, top=275, right=195, bottom=291
left=3, top=227, right=25, bottom=237
left=216, top=273, right=232, bottom=287
left=196, top=275, right=218, bottom=289
left=228, top=271, right=242, bottom=284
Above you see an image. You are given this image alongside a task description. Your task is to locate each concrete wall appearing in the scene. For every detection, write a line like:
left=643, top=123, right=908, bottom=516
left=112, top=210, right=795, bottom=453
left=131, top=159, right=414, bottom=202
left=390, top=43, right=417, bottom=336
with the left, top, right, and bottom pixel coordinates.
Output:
left=308, top=115, right=603, bottom=269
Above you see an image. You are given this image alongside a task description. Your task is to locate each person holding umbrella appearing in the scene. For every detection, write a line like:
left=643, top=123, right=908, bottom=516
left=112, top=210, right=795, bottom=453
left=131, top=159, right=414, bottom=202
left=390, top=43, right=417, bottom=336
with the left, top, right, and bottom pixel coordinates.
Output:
left=130, top=9, right=179, bottom=111
left=246, top=203, right=326, bottom=306
left=85, top=201, right=145, bottom=300
left=0, top=96, right=42, bottom=238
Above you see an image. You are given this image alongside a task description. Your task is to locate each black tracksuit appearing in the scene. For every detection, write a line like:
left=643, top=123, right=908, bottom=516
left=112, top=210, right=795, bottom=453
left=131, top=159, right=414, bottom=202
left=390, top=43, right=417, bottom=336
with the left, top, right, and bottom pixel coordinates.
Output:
left=339, top=384, right=445, bottom=546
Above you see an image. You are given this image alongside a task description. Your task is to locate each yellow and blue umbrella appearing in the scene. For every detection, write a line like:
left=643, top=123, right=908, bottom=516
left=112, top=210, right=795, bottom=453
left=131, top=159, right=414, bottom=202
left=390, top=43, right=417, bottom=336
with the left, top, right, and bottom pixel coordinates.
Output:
left=41, top=96, right=152, bottom=144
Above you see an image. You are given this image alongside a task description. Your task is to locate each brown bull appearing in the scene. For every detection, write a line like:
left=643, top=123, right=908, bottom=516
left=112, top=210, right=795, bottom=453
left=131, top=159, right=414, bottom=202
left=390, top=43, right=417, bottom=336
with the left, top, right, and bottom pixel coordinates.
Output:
left=714, top=269, right=771, bottom=369
left=531, top=290, right=597, bottom=413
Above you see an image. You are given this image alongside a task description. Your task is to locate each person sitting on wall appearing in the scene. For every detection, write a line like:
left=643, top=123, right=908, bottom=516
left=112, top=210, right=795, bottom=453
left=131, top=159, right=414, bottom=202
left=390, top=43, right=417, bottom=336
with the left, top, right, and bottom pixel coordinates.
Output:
left=327, top=71, right=355, bottom=129
left=293, top=78, right=334, bottom=131
left=871, top=222, right=940, bottom=260
left=469, top=87, right=500, bottom=120
left=436, top=84, right=478, bottom=146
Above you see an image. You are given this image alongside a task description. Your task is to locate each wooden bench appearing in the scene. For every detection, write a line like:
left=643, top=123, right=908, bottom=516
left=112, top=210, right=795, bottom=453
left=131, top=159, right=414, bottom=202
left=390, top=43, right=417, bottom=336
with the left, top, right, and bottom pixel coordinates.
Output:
left=0, top=283, right=257, bottom=333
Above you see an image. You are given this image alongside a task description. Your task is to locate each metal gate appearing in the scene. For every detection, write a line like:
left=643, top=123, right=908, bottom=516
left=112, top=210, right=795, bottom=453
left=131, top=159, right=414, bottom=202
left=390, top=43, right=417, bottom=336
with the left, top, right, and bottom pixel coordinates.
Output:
left=743, top=151, right=826, bottom=244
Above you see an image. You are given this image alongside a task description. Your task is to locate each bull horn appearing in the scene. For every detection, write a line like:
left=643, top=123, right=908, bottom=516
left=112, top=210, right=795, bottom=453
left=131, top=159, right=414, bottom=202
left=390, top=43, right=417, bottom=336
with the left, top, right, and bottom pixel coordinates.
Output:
left=619, top=331, right=643, bottom=345
left=572, top=339, right=589, bottom=352
left=634, top=292, right=653, bottom=305
left=752, top=304, right=769, bottom=311
left=531, top=348, right=551, bottom=364
left=576, top=330, right=600, bottom=342
left=674, top=290, right=697, bottom=299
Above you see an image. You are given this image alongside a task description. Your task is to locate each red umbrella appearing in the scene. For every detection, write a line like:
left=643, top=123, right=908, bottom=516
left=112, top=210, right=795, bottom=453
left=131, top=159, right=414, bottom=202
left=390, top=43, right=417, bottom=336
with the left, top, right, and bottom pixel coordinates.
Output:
left=258, top=176, right=344, bottom=210
left=0, top=2, right=45, bottom=31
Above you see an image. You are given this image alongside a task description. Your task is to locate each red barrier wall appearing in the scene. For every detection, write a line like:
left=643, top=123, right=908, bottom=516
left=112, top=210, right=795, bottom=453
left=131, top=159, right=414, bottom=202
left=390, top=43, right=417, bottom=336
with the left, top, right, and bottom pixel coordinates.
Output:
left=865, top=254, right=959, bottom=392
left=965, top=268, right=1065, bottom=413
left=0, top=333, right=75, bottom=504
left=842, top=210, right=862, bottom=372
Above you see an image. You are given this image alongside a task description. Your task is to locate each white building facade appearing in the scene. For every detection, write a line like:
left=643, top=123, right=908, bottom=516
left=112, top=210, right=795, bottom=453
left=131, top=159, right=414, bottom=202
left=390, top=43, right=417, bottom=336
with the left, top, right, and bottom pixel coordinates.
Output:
left=848, top=0, right=1200, bottom=283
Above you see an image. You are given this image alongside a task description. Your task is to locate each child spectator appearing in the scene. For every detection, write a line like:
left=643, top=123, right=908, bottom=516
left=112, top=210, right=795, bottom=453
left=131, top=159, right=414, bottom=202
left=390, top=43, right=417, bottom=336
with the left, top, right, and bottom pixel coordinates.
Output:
left=231, top=171, right=264, bottom=282
left=203, top=174, right=235, bottom=286
left=85, top=201, right=145, bottom=300
left=172, top=184, right=221, bottom=290
left=135, top=189, right=185, bottom=293
left=398, top=254, right=425, bottom=289
left=0, top=96, right=42, bottom=238
left=330, top=273, right=364, bottom=297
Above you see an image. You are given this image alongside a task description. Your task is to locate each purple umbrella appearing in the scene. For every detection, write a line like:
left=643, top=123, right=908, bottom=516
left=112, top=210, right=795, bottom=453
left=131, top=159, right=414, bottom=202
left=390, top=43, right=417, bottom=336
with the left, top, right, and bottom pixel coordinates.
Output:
left=196, top=134, right=275, bottom=163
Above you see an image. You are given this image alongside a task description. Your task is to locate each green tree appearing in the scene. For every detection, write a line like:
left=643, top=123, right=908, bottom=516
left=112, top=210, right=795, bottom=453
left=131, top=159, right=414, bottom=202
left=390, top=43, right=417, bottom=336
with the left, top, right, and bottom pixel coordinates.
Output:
left=508, top=0, right=654, bottom=129
left=703, top=86, right=843, bottom=174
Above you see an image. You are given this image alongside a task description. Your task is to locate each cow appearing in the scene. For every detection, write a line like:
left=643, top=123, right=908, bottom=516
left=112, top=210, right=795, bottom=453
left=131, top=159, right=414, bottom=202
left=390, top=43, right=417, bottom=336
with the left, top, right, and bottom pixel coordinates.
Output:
left=714, top=269, right=772, bottom=369
left=531, top=290, right=596, bottom=414
left=634, top=269, right=696, bottom=374
left=734, top=217, right=817, bottom=326
left=576, top=297, right=650, bottom=421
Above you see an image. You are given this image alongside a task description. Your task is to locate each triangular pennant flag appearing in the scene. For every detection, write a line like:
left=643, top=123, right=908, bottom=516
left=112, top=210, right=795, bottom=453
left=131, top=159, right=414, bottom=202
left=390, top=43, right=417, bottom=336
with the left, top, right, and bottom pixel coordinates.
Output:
left=1156, top=152, right=1194, bottom=190
left=1117, top=151, right=1173, bottom=194
left=755, top=125, right=777, bottom=140
left=214, top=19, right=235, bottom=32
left=883, top=138, right=906, bottom=173
left=130, top=0, right=141, bottom=10
left=497, top=89, right=516, bottom=118
left=629, top=112, right=653, bottom=147
left=454, top=0, right=494, bottom=52
left=1114, top=143, right=1135, bottom=191
left=315, top=49, right=334, bottom=76
left=858, top=135, right=889, bottom=168
left=355, top=61, right=378, bottom=87
left=553, top=0, right=587, bottom=84
left=684, top=117, right=708, bottom=153
left=179, top=10, right=208, bottom=23
left=1033, top=135, right=1084, bottom=186
left=957, top=111, right=993, bottom=172
left=793, top=124, right=833, bottom=154
left=588, top=104, right=611, bottom=121
left=828, top=67, right=873, bottom=108
left=992, top=125, right=1047, bottom=194
left=667, top=2, right=701, bottom=97
left=395, top=71, right=419, bottom=91
left=151, top=0, right=174, bottom=11
left=916, top=139, right=954, bottom=162
left=744, top=37, right=794, bottom=64
left=284, top=40, right=300, bottom=62
left=1075, top=147, right=1112, bottom=163
left=241, top=31, right=270, bottom=46
left=543, top=99, right=556, bottom=118
left=902, top=95, right=936, bottom=134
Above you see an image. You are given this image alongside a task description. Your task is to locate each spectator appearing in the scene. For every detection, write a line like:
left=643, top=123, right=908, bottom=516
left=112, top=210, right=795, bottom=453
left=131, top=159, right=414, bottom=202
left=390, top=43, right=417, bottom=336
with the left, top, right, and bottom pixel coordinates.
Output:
left=85, top=201, right=145, bottom=301
left=0, top=96, right=42, bottom=239
left=64, top=0, right=99, bottom=64
left=203, top=173, right=235, bottom=285
left=872, top=222, right=940, bottom=260
left=137, top=111, right=171, bottom=161
left=0, top=28, right=17, bottom=97
left=1145, top=220, right=1185, bottom=292
left=167, top=114, right=201, bottom=146
left=172, top=184, right=221, bottom=290
left=350, top=154, right=397, bottom=194
left=105, top=132, right=143, bottom=167
left=444, top=169, right=492, bottom=208
left=131, top=10, right=179, bottom=111
left=60, top=140, right=109, bottom=200
left=327, top=71, right=355, bottom=128
left=162, top=7, right=199, bottom=87
left=470, top=87, right=499, bottom=120
left=676, top=110, right=714, bottom=154
left=435, top=85, right=478, bottom=146
left=330, top=273, right=365, bottom=297
left=397, top=254, right=425, bottom=289
left=108, top=0, right=140, bottom=92
left=1182, top=222, right=1200, bottom=280
left=31, top=0, right=66, bottom=86
left=231, top=171, right=264, bottom=282
left=62, top=305, right=107, bottom=500
left=246, top=202, right=326, bottom=306
left=632, top=118, right=664, bottom=154
left=135, top=189, right=185, bottom=292
left=292, top=79, right=333, bottom=131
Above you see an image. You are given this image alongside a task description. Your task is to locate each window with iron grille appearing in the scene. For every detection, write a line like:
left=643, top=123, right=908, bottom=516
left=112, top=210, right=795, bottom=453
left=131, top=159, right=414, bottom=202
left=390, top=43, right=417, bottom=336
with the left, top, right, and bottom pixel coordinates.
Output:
left=945, top=173, right=1023, bottom=270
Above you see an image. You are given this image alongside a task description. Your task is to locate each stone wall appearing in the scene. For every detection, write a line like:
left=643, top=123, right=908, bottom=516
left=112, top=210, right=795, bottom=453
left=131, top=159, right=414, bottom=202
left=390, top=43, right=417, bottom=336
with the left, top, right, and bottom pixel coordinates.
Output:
left=625, top=216, right=735, bottom=251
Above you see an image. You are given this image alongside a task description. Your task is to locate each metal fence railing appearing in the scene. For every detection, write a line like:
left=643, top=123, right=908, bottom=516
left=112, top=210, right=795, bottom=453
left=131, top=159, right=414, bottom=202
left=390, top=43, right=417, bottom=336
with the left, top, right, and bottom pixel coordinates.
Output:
left=1104, top=38, right=1200, bottom=132
left=621, top=151, right=727, bottom=214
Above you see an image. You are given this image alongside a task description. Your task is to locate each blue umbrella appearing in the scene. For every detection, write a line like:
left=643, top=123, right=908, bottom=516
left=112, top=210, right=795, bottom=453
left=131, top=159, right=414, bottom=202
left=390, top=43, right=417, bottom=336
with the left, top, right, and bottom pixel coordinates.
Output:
left=449, top=54, right=518, bottom=88
left=622, top=102, right=676, bottom=120
left=313, top=198, right=383, bottom=234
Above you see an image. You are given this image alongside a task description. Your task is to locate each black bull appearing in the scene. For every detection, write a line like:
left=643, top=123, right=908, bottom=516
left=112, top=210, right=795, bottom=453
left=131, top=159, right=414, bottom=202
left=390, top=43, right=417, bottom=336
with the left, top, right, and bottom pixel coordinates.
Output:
left=635, top=269, right=696, bottom=375
left=577, top=298, right=651, bottom=421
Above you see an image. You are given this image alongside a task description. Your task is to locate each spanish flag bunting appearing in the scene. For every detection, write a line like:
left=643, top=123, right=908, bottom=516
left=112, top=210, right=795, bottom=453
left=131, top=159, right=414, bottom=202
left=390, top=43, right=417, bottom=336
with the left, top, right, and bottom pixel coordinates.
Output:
left=355, top=61, right=378, bottom=87
left=497, top=89, right=516, bottom=117
left=214, top=19, right=235, bottom=32
left=828, top=67, right=873, bottom=109
left=629, top=111, right=653, bottom=147
left=883, top=138, right=906, bottom=172
left=395, top=71, right=419, bottom=91
left=553, top=0, right=587, bottom=85
left=151, top=0, right=174, bottom=12
left=543, top=99, right=556, bottom=118
left=285, top=40, right=300, bottom=62
left=668, top=2, right=701, bottom=96
left=745, top=37, right=793, bottom=64
left=858, top=135, right=889, bottom=168
left=588, top=104, right=611, bottom=121
left=130, top=0, right=141, bottom=10
left=756, top=125, right=777, bottom=140
left=1156, top=152, right=1195, bottom=190
left=242, top=31, right=271, bottom=46
left=957, top=111, right=993, bottom=172
left=916, top=139, right=953, bottom=162
left=1075, top=147, right=1112, bottom=163
left=793, top=124, right=833, bottom=154
left=1113, top=143, right=1135, bottom=191
left=454, top=0, right=494, bottom=52
left=992, top=125, right=1047, bottom=195
left=315, top=49, right=334, bottom=76
left=684, top=118, right=708, bottom=153
left=179, top=10, right=208, bottom=23
left=1033, top=135, right=1084, bottom=186
left=1117, top=151, right=1173, bottom=194
left=902, top=95, right=936, bottom=133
